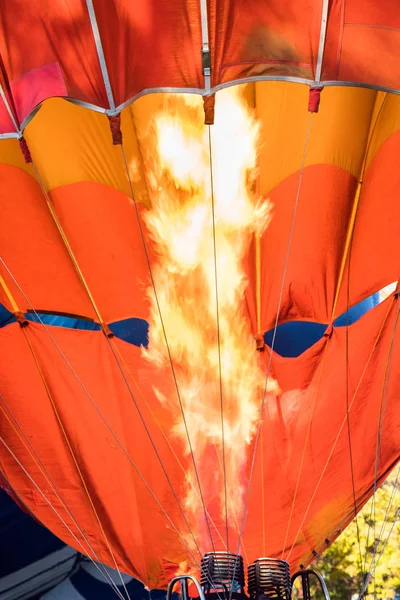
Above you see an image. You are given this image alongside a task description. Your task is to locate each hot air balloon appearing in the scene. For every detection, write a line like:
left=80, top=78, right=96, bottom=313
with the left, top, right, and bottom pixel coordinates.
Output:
left=0, top=1, right=399, bottom=598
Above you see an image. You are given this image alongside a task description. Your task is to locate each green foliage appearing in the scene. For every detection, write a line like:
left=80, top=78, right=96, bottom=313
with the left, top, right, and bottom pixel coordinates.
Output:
left=314, top=468, right=400, bottom=600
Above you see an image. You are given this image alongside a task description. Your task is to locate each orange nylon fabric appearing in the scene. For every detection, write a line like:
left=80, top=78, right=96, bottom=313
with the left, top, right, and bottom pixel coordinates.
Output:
left=0, top=165, right=95, bottom=318
left=0, top=297, right=398, bottom=587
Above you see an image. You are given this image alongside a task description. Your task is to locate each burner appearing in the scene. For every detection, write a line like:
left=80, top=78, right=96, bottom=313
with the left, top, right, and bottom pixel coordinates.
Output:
left=201, top=552, right=245, bottom=595
left=247, top=558, right=291, bottom=600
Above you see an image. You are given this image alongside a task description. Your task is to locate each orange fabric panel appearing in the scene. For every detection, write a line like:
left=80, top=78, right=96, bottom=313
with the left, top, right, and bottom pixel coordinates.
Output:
left=249, top=295, right=400, bottom=569
left=245, top=164, right=357, bottom=333
left=0, top=165, right=94, bottom=318
left=334, top=130, right=400, bottom=317
left=323, top=0, right=400, bottom=88
left=91, top=0, right=203, bottom=105
left=49, top=182, right=150, bottom=323
left=0, top=321, right=191, bottom=587
left=0, top=0, right=107, bottom=114
left=209, top=0, right=319, bottom=85
left=1, top=296, right=398, bottom=586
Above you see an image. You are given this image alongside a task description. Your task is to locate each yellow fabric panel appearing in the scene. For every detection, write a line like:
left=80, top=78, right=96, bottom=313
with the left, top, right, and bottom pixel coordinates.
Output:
left=0, top=138, right=34, bottom=176
left=255, top=82, right=378, bottom=196
left=23, top=99, right=149, bottom=204
left=365, top=92, right=400, bottom=171
left=19, top=84, right=400, bottom=207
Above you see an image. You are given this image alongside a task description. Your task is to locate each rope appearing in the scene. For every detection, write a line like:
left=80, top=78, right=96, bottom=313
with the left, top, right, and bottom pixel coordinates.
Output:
left=0, top=393, right=129, bottom=600
left=119, top=142, right=218, bottom=560
left=111, top=342, right=229, bottom=550
left=0, top=258, right=206, bottom=576
left=229, top=111, right=314, bottom=600
left=106, top=337, right=202, bottom=559
left=286, top=92, right=389, bottom=566
left=0, top=436, right=128, bottom=600
left=285, top=295, right=396, bottom=562
left=0, top=267, right=130, bottom=596
left=21, top=326, right=133, bottom=600
left=362, top=294, right=400, bottom=592
left=208, top=124, right=229, bottom=553
left=363, top=466, right=399, bottom=593
left=344, top=209, right=364, bottom=580
left=27, top=154, right=206, bottom=574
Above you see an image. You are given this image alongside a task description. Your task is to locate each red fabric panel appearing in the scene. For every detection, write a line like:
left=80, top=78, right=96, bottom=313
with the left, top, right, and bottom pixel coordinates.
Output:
left=0, top=0, right=400, bottom=134
left=0, top=0, right=107, bottom=118
left=208, top=0, right=319, bottom=85
left=50, top=182, right=150, bottom=323
left=335, top=131, right=400, bottom=318
left=245, top=164, right=357, bottom=334
left=323, top=0, right=400, bottom=87
left=0, top=165, right=94, bottom=318
left=91, top=0, right=203, bottom=106
left=10, top=63, right=67, bottom=123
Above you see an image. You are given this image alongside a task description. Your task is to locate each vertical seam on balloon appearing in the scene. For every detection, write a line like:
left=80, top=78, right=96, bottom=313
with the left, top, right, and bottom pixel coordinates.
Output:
left=314, top=0, right=329, bottom=83
left=200, top=0, right=211, bottom=90
left=256, top=234, right=261, bottom=334
left=335, top=0, right=346, bottom=79
left=284, top=295, right=396, bottom=563
left=0, top=258, right=208, bottom=582
left=85, top=0, right=116, bottom=112
left=0, top=395, right=128, bottom=600
left=330, top=92, right=388, bottom=320
left=20, top=327, right=134, bottom=600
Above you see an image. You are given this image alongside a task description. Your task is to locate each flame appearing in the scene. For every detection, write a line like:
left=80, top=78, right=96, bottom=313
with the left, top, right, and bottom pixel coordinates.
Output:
left=142, top=88, right=278, bottom=552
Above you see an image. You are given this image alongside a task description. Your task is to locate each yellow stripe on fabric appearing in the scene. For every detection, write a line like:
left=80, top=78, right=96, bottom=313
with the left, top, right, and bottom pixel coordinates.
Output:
left=0, top=272, right=20, bottom=313
left=331, top=180, right=363, bottom=320
left=331, top=93, right=388, bottom=320
left=256, top=233, right=261, bottom=334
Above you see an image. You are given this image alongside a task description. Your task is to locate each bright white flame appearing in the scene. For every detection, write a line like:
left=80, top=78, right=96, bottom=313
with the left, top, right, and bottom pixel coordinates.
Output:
left=142, top=88, right=279, bottom=552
